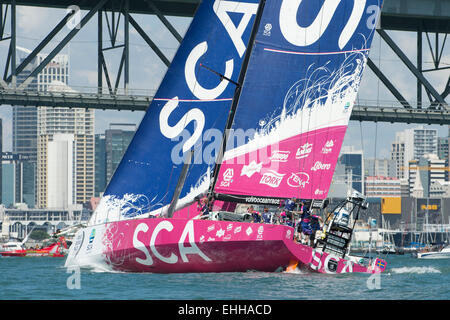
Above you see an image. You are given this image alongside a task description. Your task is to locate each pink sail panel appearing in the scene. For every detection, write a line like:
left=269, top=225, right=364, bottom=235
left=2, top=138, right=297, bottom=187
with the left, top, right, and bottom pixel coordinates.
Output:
left=214, top=126, right=347, bottom=199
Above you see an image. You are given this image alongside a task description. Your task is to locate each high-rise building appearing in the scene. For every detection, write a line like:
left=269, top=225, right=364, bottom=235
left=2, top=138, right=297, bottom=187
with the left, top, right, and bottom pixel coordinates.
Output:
left=408, top=153, right=447, bottom=198
left=391, top=136, right=406, bottom=179
left=365, top=176, right=401, bottom=198
left=105, top=124, right=136, bottom=184
left=12, top=53, right=69, bottom=208
left=46, top=134, right=74, bottom=208
left=36, top=81, right=95, bottom=208
left=2, top=162, right=15, bottom=207
left=338, top=146, right=364, bottom=194
left=95, top=134, right=106, bottom=197
left=364, top=158, right=396, bottom=178
left=438, top=137, right=449, bottom=161
left=391, top=125, right=438, bottom=180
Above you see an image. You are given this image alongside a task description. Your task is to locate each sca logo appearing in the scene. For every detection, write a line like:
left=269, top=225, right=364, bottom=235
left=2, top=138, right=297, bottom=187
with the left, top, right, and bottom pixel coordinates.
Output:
left=220, top=168, right=234, bottom=187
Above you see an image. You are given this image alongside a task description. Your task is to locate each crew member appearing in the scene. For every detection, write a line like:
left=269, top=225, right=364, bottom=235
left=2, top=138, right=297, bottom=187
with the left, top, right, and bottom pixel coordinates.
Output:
left=247, top=206, right=262, bottom=223
left=197, top=197, right=210, bottom=219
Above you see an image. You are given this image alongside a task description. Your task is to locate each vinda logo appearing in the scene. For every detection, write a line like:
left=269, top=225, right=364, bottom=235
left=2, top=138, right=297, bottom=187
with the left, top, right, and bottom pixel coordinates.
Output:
left=159, top=1, right=258, bottom=153
left=279, top=0, right=379, bottom=49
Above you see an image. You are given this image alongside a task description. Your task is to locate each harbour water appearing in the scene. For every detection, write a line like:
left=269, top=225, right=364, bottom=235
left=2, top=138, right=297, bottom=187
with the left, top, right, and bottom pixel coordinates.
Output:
left=0, top=254, right=448, bottom=300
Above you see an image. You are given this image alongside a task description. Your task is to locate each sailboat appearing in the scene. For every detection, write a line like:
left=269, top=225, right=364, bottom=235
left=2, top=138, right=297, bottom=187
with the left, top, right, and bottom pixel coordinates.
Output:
left=65, top=0, right=387, bottom=274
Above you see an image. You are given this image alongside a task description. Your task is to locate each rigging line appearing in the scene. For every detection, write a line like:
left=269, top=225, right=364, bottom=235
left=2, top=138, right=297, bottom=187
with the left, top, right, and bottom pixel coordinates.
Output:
left=199, top=63, right=240, bottom=87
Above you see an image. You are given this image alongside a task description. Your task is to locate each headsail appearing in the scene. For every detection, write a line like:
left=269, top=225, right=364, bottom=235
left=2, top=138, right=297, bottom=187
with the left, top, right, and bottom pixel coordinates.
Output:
left=90, top=0, right=261, bottom=225
left=213, top=0, right=383, bottom=201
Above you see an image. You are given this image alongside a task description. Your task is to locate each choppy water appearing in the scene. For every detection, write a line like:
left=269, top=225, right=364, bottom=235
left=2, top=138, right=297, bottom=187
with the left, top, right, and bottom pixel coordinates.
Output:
left=0, top=254, right=449, bottom=300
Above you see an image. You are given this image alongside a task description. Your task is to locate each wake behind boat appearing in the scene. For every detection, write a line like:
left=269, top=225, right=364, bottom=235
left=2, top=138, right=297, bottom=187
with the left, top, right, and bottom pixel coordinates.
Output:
left=65, top=0, right=386, bottom=275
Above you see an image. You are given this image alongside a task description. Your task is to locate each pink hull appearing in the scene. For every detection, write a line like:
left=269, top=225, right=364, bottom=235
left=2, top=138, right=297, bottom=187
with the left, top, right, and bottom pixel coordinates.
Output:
left=72, top=218, right=386, bottom=274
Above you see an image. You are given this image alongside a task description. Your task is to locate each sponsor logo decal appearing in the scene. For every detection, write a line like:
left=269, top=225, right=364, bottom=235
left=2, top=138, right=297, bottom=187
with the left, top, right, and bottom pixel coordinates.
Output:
left=286, top=230, right=291, bottom=239
left=240, top=160, right=262, bottom=178
left=257, top=226, right=264, bottom=240
left=216, top=228, right=225, bottom=238
left=311, top=161, right=331, bottom=171
left=263, top=23, right=272, bottom=36
left=259, top=170, right=285, bottom=188
left=269, top=150, right=290, bottom=162
left=287, top=172, right=310, bottom=188
left=207, top=224, right=215, bottom=232
left=86, top=228, right=96, bottom=252
left=315, top=189, right=325, bottom=196
left=220, top=168, right=234, bottom=187
left=343, top=101, right=351, bottom=113
left=321, top=140, right=334, bottom=154
left=244, top=196, right=281, bottom=205
left=234, top=226, right=242, bottom=234
left=246, top=227, right=253, bottom=236
left=296, top=143, right=312, bottom=159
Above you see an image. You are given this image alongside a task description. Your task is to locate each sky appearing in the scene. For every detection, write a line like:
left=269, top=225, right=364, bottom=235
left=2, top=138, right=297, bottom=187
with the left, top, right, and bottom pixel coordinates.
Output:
left=0, top=4, right=449, bottom=160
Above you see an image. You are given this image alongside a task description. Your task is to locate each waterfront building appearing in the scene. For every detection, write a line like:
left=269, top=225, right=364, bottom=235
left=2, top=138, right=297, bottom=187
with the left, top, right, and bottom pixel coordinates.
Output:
left=0, top=204, right=90, bottom=239
left=105, top=123, right=136, bottom=184
left=365, top=176, right=401, bottom=198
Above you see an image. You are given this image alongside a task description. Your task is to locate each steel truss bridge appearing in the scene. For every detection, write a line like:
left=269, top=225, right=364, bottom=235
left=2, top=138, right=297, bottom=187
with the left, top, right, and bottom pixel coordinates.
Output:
left=0, top=0, right=449, bottom=125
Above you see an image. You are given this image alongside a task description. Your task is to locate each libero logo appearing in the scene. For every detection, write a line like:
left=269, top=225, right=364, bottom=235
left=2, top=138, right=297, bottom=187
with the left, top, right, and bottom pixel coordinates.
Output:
left=311, top=161, right=331, bottom=171
left=259, top=170, right=285, bottom=188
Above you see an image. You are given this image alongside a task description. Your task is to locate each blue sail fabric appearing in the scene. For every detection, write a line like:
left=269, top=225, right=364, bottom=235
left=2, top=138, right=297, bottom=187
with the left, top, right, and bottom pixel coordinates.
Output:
left=90, top=0, right=260, bottom=224
left=214, top=0, right=383, bottom=200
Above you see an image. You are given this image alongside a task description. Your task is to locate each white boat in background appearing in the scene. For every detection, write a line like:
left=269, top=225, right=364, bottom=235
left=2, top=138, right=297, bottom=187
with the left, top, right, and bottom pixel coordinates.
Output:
left=416, top=244, right=450, bottom=259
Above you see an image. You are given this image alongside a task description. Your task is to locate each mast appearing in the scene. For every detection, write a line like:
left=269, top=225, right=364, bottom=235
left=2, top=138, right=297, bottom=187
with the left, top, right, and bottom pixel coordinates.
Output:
left=208, top=0, right=267, bottom=200
left=167, top=149, right=194, bottom=218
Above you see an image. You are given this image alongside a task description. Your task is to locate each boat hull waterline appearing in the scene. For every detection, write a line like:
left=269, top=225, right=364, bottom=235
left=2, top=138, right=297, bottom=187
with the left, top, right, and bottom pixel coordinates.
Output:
left=65, top=218, right=386, bottom=274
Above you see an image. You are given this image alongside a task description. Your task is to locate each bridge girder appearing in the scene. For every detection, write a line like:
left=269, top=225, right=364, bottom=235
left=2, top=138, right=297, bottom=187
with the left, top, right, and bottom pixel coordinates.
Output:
left=0, top=0, right=448, bottom=124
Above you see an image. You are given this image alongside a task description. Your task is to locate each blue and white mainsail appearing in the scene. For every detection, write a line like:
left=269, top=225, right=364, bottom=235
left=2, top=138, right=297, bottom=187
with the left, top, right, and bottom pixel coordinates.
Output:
left=90, top=0, right=261, bottom=225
